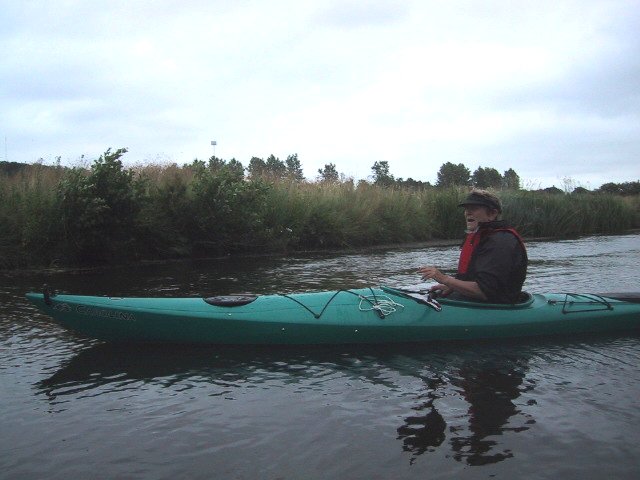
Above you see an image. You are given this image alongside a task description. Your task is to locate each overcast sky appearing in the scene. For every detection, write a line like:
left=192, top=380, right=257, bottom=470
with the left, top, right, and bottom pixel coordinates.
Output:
left=1, top=0, right=639, bottom=188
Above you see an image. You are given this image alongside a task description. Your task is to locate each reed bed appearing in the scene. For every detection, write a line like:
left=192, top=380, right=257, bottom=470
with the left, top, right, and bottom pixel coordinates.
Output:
left=0, top=156, right=636, bottom=269
left=502, top=190, right=634, bottom=237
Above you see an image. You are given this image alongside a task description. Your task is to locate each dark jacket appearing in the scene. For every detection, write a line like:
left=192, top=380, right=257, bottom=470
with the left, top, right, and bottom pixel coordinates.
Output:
left=455, top=220, right=528, bottom=304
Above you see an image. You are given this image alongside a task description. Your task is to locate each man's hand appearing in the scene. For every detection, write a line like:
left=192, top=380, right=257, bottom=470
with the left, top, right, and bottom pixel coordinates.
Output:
left=417, top=266, right=448, bottom=283
left=429, top=284, right=453, bottom=297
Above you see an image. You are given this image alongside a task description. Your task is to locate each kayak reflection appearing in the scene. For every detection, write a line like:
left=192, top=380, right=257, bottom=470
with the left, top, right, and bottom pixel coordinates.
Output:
left=37, top=341, right=537, bottom=467
left=35, top=343, right=414, bottom=401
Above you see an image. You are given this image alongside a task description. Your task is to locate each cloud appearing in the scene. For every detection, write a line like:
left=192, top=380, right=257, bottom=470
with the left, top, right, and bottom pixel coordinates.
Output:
left=0, top=0, right=638, bottom=187
left=317, top=0, right=409, bottom=28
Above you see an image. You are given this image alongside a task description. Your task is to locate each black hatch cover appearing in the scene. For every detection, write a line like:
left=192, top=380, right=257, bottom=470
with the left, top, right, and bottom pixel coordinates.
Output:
left=204, top=295, right=259, bottom=307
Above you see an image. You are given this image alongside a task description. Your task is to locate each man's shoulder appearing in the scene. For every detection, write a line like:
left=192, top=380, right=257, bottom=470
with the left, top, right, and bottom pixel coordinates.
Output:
left=483, top=229, right=521, bottom=248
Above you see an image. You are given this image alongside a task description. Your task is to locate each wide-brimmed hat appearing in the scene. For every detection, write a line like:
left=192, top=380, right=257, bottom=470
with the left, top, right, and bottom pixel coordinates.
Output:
left=458, top=192, right=502, bottom=213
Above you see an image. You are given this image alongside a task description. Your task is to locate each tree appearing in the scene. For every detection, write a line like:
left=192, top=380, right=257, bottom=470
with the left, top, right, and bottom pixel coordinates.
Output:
left=226, top=159, right=245, bottom=179
left=436, top=162, right=471, bottom=187
left=472, top=167, right=502, bottom=189
left=597, top=181, right=640, bottom=195
left=396, top=177, right=432, bottom=189
left=598, top=182, right=624, bottom=194
left=622, top=181, right=640, bottom=195
left=371, top=160, right=395, bottom=187
left=207, top=156, right=226, bottom=171
left=248, top=155, right=292, bottom=181
left=0, top=161, right=30, bottom=176
left=265, top=154, right=287, bottom=179
left=207, top=156, right=245, bottom=179
left=502, top=168, right=521, bottom=190
left=247, top=157, right=267, bottom=179
left=317, top=163, right=340, bottom=183
left=285, top=154, right=305, bottom=181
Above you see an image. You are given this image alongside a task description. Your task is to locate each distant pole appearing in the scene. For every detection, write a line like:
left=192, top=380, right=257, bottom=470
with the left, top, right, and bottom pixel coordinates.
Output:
left=211, top=140, right=217, bottom=158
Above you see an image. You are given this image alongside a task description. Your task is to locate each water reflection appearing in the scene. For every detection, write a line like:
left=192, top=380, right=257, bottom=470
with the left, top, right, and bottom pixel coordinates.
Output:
left=396, top=375, right=447, bottom=459
left=396, top=353, right=536, bottom=466
left=37, top=343, right=304, bottom=401
left=38, top=340, right=541, bottom=467
left=449, top=364, right=534, bottom=465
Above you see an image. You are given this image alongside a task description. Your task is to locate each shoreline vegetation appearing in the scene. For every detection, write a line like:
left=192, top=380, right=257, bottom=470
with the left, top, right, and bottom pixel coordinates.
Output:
left=1, top=148, right=638, bottom=270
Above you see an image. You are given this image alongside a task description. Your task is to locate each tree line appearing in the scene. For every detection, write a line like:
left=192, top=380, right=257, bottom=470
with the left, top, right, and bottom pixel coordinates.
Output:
left=367, top=161, right=521, bottom=190
left=1, top=153, right=637, bottom=194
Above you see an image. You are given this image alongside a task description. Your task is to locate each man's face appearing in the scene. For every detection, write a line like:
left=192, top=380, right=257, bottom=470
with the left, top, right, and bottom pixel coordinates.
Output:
left=463, top=205, right=498, bottom=231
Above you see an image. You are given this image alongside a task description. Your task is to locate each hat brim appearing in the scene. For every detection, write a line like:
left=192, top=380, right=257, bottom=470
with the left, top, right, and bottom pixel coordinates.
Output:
left=457, top=200, right=501, bottom=211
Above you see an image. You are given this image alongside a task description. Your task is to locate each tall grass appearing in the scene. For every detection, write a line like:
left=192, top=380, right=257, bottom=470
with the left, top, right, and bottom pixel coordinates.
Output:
left=502, top=190, right=634, bottom=237
left=622, top=195, right=640, bottom=227
left=0, top=153, right=636, bottom=269
left=0, top=165, right=66, bottom=268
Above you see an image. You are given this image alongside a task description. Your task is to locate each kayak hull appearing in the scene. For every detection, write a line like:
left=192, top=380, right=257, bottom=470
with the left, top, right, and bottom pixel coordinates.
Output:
left=25, top=287, right=640, bottom=345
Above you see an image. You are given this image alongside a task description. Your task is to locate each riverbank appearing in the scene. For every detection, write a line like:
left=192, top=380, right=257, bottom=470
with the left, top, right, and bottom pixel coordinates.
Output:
left=1, top=152, right=637, bottom=270
left=5, top=231, right=639, bottom=278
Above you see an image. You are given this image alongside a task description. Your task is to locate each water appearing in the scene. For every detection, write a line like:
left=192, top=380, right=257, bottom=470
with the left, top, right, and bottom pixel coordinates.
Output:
left=2, top=234, right=640, bottom=479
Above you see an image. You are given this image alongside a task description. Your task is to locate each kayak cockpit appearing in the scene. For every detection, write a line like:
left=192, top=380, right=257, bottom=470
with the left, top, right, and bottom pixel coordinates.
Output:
left=382, top=285, right=535, bottom=310
left=438, top=292, right=535, bottom=309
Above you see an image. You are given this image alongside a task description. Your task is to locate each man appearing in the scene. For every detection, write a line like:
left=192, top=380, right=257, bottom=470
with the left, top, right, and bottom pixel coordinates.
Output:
left=418, top=189, right=527, bottom=304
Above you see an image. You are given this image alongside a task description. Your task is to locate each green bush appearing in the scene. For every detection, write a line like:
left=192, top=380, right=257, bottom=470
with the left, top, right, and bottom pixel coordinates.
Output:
left=188, top=159, right=271, bottom=254
left=58, top=148, right=140, bottom=263
left=136, top=165, right=193, bottom=258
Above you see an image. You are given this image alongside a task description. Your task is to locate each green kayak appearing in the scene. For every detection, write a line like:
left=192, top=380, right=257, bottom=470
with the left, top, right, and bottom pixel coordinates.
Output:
left=25, top=286, right=640, bottom=345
